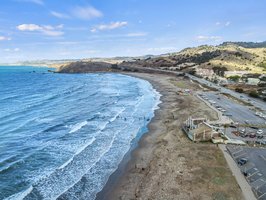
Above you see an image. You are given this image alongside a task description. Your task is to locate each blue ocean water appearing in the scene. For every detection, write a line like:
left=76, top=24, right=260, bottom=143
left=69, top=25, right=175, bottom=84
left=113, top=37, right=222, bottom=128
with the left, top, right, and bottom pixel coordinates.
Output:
left=0, top=66, right=160, bottom=200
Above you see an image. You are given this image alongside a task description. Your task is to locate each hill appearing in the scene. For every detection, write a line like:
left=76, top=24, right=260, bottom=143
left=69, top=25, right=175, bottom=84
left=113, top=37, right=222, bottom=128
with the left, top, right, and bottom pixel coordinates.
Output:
left=118, top=42, right=266, bottom=74
left=57, top=41, right=266, bottom=76
left=220, top=41, right=266, bottom=48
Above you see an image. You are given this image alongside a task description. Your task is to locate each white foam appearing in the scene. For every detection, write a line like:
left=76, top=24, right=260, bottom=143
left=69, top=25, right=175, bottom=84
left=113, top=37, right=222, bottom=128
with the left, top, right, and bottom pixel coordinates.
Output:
left=4, top=186, right=33, bottom=200
left=35, top=117, right=54, bottom=123
left=54, top=127, right=125, bottom=199
left=69, top=121, right=88, bottom=133
left=59, top=137, right=96, bottom=169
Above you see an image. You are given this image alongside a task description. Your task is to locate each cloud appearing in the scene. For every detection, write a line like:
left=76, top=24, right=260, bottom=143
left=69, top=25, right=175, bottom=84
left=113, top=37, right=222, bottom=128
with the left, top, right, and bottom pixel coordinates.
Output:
left=126, top=32, right=148, bottom=37
left=91, top=21, right=128, bottom=32
left=17, top=24, right=64, bottom=36
left=147, top=47, right=178, bottom=52
left=17, top=24, right=42, bottom=31
left=50, top=11, right=70, bottom=19
left=215, top=21, right=231, bottom=27
left=196, top=35, right=222, bottom=42
left=0, top=36, right=12, bottom=41
left=16, top=0, right=44, bottom=5
left=71, top=6, right=103, bottom=20
left=4, top=48, right=20, bottom=52
left=225, top=21, right=231, bottom=26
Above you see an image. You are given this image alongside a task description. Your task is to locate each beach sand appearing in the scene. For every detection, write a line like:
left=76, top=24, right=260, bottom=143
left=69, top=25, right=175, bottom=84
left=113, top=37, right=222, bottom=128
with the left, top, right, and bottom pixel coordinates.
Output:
left=96, top=73, right=243, bottom=200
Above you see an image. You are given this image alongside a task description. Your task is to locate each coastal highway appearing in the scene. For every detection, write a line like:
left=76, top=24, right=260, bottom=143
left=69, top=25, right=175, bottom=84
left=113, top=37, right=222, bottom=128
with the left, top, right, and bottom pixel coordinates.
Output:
left=186, top=74, right=266, bottom=112
left=202, top=92, right=265, bottom=125
left=126, top=68, right=266, bottom=112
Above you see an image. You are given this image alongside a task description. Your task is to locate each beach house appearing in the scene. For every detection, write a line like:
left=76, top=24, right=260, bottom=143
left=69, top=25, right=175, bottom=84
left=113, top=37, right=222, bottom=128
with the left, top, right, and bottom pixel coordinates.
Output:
left=182, top=117, right=218, bottom=142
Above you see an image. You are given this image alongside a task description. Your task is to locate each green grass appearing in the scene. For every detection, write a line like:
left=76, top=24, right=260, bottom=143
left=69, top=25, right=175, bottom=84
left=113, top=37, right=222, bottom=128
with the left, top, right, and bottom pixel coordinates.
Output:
left=212, top=192, right=229, bottom=200
left=169, top=79, right=188, bottom=89
left=212, top=176, right=226, bottom=185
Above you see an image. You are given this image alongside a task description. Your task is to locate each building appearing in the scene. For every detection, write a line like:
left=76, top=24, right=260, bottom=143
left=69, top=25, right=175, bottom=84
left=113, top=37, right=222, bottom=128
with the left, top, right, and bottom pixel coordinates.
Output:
left=182, top=117, right=219, bottom=142
left=196, top=68, right=215, bottom=78
left=247, top=78, right=260, bottom=85
left=224, top=71, right=249, bottom=78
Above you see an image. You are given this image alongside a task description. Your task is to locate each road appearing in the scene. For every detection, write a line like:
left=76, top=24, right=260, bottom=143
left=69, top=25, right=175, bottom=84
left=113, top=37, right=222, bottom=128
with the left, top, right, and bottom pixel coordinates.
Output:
left=202, top=92, right=265, bottom=125
left=186, top=74, right=266, bottom=112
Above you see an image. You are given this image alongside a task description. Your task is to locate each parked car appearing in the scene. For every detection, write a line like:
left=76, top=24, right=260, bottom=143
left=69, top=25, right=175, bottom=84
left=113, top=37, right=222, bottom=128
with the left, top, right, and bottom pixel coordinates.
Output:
left=240, top=133, right=249, bottom=138
left=256, top=140, right=266, bottom=145
left=225, top=113, right=233, bottom=116
left=249, top=133, right=256, bottom=138
left=257, top=134, right=264, bottom=139
left=250, top=126, right=259, bottom=130
left=255, top=112, right=261, bottom=116
left=238, top=158, right=248, bottom=166
left=257, top=129, right=263, bottom=134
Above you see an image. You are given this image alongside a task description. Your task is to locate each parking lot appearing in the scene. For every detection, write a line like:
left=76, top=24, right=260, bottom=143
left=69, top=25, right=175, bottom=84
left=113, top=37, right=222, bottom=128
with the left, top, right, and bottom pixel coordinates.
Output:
left=227, top=145, right=266, bottom=200
left=199, top=92, right=266, bottom=144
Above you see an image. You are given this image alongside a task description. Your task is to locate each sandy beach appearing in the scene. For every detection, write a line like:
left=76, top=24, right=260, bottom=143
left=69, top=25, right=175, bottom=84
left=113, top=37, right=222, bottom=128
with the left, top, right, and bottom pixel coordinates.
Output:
left=97, top=72, right=243, bottom=200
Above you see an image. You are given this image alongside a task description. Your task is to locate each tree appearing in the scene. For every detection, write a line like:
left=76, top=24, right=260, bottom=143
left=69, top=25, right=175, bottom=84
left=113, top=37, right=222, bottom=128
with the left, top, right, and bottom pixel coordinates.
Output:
left=228, top=75, right=241, bottom=82
left=235, top=88, right=244, bottom=93
left=249, top=90, right=259, bottom=98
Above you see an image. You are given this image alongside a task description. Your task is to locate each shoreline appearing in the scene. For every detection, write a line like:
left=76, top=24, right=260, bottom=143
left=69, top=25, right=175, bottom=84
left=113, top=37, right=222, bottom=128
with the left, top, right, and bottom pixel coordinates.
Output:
left=96, top=73, right=166, bottom=199
left=96, top=72, right=243, bottom=199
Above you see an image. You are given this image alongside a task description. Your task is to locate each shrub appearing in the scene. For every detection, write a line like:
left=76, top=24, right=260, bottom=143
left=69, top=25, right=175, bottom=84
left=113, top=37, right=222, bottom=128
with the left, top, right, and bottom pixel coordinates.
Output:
left=235, top=88, right=244, bottom=93
left=249, top=90, right=259, bottom=98
left=228, top=75, right=241, bottom=82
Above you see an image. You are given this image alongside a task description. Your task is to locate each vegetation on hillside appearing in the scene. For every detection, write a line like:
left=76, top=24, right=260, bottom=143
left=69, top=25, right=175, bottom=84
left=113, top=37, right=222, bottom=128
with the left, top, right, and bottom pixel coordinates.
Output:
left=118, top=41, right=266, bottom=74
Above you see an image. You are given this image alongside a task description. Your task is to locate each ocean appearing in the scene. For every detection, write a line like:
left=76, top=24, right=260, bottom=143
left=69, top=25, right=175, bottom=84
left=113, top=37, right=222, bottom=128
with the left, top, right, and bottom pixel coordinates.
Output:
left=0, top=66, right=161, bottom=200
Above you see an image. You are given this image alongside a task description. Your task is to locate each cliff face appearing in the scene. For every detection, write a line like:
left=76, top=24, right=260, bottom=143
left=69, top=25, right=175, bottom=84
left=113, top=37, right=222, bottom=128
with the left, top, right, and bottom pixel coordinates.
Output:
left=57, top=61, right=112, bottom=73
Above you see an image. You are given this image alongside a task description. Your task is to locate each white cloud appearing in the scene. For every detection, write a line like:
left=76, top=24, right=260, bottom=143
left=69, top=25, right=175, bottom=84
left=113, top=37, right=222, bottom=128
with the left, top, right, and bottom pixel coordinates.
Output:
left=196, top=35, right=222, bottom=42
left=0, top=36, right=11, bottom=41
left=42, top=30, right=64, bottom=36
left=91, top=21, right=128, bottom=32
left=17, top=24, right=42, bottom=31
left=16, top=0, right=44, bottom=5
left=126, top=32, right=147, bottom=37
left=17, top=24, right=64, bottom=36
left=225, top=21, right=231, bottom=26
left=4, top=48, right=20, bottom=52
left=147, top=47, right=178, bottom=52
left=215, top=21, right=231, bottom=27
left=71, top=6, right=103, bottom=20
left=50, top=11, right=70, bottom=19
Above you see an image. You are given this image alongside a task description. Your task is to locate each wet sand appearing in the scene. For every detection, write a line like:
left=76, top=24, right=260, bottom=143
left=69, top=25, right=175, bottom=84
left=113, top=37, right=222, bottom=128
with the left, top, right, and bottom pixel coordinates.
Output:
left=96, top=73, right=243, bottom=200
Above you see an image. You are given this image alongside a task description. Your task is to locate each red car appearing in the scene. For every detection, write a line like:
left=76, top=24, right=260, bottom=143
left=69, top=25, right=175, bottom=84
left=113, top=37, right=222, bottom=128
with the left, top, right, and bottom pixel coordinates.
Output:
left=249, top=133, right=256, bottom=138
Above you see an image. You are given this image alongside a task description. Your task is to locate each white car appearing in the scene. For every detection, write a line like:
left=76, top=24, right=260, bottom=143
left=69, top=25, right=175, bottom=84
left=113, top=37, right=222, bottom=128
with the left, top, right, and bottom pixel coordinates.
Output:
left=257, top=129, right=263, bottom=134
left=255, top=112, right=261, bottom=116
left=240, top=129, right=245, bottom=133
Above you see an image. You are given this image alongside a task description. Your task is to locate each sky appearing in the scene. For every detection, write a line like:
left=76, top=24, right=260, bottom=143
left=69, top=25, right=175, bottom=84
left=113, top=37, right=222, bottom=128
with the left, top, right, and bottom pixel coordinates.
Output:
left=0, top=0, right=266, bottom=62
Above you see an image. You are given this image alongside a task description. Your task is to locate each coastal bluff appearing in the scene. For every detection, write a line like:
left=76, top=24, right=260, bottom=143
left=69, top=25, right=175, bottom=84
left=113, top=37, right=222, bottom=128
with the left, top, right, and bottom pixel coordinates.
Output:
left=56, top=61, right=183, bottom=75
left=57, top=61, right=113, bottom=73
